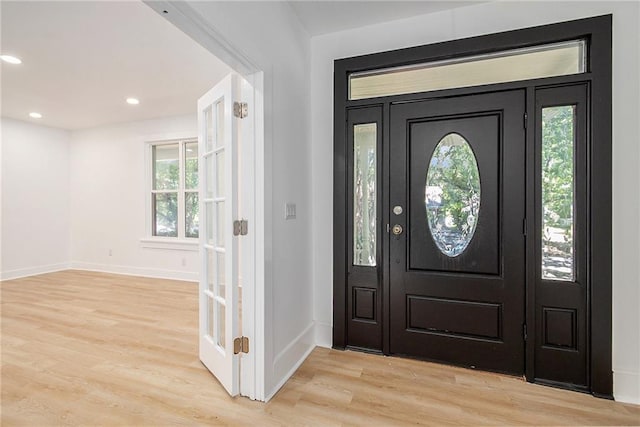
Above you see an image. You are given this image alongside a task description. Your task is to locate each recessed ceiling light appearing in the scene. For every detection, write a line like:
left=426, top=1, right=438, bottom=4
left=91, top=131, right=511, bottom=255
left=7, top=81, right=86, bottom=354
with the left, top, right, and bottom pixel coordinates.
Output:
left=29, top=112, right=42, bottom=119
left=126, top=97, right=140, bottom=105
left=1, top=55, right=22, bottom=65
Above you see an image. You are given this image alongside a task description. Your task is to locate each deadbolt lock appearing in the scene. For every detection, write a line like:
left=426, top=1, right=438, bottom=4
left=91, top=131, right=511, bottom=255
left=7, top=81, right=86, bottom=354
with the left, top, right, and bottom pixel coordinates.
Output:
left=392, top=224, right=403, bottom=235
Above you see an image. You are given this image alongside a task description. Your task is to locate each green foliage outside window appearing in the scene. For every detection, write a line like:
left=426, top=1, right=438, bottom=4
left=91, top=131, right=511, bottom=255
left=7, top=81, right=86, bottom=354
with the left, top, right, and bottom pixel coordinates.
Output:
left=425, top=133, right=480, bottom=257
left=152, top=142, right=199, bottom=238
left=542, top=106, right=575, bottom=280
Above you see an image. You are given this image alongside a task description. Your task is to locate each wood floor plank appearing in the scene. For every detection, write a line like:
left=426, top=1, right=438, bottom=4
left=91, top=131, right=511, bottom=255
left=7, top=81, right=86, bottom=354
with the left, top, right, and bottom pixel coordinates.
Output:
left=2, top=270, right=639, bottom=426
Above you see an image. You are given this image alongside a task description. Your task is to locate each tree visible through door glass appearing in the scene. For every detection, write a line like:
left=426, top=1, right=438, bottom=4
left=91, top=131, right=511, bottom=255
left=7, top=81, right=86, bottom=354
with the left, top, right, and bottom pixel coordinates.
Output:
left=425, top=133, right=480, bottom=257
left=541, top=106, right=575, bottom=281
left=353, top=123, right=377, bottom=266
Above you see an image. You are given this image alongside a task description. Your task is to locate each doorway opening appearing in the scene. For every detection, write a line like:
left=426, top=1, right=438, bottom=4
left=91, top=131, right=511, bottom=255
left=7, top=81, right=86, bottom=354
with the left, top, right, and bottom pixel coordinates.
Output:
left=1, top=0, right=264, bottom=401
left=147, top=1, right=266, bottom=400
left=333, top=15, right=612, bottom=398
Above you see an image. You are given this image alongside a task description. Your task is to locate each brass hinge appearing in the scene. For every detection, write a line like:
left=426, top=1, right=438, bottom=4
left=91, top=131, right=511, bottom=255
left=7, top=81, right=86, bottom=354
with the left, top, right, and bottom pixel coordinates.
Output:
left=233, top=336, right=249, bottom=354
left=233, top=219, right=248, bottom=236
left=233, top=102, right=248, bottom=119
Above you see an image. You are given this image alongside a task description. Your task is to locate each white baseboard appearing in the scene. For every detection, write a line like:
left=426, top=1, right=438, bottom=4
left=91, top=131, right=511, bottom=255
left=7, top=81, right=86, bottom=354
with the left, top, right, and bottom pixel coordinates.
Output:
left=0, top=263, right=71, bottom=281
left=266, top=322, right=316, bottom=402
left=315, top=320, right=332, bottom=348
left=614, top=370, right=640, bottom=404
left=70, top=261, right=198, bottom=282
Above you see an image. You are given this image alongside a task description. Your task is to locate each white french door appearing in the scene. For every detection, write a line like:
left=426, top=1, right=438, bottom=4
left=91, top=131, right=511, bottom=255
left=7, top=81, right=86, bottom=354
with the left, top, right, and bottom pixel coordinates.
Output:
left=198, top=73, right=240, bottom=396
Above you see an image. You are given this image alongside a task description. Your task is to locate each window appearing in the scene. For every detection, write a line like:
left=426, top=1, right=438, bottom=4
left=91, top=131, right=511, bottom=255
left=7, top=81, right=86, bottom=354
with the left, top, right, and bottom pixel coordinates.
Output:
left=148, top=139, right=199, bottom=240
left=425, top=133, right=481, bottom=258
left=349, top=40, right=586, bottom=100
left=353, top=123, right=377, bottom=266
left=541, top=105, right=575, bottom=281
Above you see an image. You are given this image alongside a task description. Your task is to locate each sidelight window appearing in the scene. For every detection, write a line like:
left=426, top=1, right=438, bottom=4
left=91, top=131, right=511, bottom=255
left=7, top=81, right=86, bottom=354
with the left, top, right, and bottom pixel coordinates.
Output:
left=541, top=106, right=576, bottom=281
left=353, top=123, right=377, bottom=266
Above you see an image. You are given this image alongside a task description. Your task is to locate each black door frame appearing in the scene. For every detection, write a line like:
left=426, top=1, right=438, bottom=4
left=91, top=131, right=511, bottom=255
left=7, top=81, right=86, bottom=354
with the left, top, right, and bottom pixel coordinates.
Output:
left=333, top=15, right=612, bottom=398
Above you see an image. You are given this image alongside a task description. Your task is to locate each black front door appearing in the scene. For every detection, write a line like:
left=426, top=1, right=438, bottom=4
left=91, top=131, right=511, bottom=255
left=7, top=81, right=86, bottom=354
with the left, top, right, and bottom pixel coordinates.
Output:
left=389, top=90, right=526, bottom=374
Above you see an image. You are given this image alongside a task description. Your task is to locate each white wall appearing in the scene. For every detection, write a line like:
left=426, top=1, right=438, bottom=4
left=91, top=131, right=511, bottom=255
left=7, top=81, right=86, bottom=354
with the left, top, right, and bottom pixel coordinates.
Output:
left=1, top=118, right=71, bottom=280
left=1, top=114, right=202, bottom=282
left=69, top=114, right=199, bottom=281
left=310, top=1, right=640, bottom=404
left=175, top=1, right=314, bottom=400
left=0, top=122, right=2, bottom=278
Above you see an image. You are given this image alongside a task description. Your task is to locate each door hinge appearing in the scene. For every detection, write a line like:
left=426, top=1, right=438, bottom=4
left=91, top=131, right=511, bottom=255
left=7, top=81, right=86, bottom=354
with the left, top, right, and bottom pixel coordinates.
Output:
left=233, top=219, right=248, bottom=236
left=233, top=102, right=248, bottom=119
left=523, top=218, right=527, bottom=236
left=234, top=336, right=249, bottom=354
left=524, top=112, right=528, bottom=129
left=523, top=324, right=528, bottom=341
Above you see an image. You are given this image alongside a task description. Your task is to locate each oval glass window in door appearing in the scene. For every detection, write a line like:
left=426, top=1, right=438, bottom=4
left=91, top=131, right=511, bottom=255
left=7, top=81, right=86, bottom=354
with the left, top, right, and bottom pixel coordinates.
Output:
left=425, top=133, right=481, bottom=257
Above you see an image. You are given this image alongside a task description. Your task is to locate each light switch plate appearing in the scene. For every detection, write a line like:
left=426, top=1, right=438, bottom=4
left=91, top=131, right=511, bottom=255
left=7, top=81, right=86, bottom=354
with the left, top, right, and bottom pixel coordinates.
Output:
left=285, top=203, right=296, bottom=220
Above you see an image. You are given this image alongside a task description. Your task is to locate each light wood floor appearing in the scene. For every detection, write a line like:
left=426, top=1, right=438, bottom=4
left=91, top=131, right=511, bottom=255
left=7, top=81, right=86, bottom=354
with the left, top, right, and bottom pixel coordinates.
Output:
left=1, top=270, right=638, bottom=426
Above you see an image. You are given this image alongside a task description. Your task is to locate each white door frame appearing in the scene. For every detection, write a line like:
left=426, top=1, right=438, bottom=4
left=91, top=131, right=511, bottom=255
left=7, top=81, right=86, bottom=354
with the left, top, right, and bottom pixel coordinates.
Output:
left=145, top=0, right=265, bottom=401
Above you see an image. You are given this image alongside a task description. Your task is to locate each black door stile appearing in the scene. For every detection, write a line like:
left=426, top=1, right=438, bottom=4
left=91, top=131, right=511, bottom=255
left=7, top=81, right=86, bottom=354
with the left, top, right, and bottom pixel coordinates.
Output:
left=382, top=102, right=392, bottom=355
left=525, top=86, right=537, bottom=382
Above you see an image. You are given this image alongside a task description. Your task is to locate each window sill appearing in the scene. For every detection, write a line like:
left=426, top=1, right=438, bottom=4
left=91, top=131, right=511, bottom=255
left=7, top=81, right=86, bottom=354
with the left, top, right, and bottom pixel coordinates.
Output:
left=140, top=238, right=199, bottom=252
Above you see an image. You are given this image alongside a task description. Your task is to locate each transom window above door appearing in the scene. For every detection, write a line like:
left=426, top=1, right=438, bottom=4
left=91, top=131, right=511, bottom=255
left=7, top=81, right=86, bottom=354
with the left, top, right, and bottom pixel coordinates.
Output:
left=349, top=39, right=586, bottom=100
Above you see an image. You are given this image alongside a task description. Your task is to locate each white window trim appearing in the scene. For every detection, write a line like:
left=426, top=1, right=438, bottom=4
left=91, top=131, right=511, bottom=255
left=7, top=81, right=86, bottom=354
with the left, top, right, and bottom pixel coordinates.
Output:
left=143, top=137, right=199, bottom=251
left=140, top=237, right=198, bottom=251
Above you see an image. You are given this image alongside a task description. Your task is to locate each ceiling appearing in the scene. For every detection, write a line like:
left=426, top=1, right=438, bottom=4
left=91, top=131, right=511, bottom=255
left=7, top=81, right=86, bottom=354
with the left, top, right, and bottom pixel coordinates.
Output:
left=288, top=1, right=484, bottom=36
left=0, top=1, right=230, bottom=130
left=1, top=1, right=485, bottom=130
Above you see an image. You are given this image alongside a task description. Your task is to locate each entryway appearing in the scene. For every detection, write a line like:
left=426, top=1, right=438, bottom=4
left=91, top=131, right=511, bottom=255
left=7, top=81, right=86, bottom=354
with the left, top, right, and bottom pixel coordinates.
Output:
left=333, top=15, right=612, bottom=397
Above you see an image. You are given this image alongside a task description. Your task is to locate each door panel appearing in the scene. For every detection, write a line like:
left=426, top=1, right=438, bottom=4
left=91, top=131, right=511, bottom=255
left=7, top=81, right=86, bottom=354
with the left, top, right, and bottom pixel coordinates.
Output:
left=409, top=115, right=500, bottom=275
left=533, top=85, right=588, bottom=387
left=389, top=91, right=526, bottom=374
left=198, top=73, right=240, bottom=396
